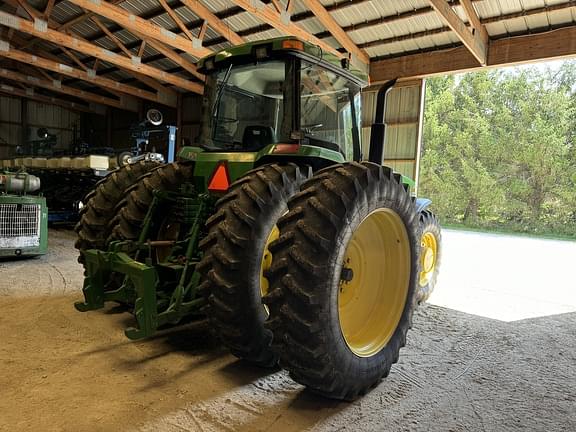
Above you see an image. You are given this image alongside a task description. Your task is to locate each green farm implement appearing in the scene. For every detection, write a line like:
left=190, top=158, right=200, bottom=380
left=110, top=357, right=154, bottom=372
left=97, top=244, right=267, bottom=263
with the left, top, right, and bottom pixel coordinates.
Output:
left=75, top=37, right=441, bottom=400
left=0, top=171, right=48, bottom=258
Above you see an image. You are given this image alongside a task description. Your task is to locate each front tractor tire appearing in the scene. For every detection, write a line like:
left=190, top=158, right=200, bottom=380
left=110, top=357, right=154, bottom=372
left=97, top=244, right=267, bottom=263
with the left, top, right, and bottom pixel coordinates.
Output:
left=197, top=163, right=311, bottom=367
left=417, top=210, right=441, bottom=303
left=110, top=161, right=194, bottom=242
left=263, top=162, right=420, bottom=400
left=74, top=161, right=161, bottom=262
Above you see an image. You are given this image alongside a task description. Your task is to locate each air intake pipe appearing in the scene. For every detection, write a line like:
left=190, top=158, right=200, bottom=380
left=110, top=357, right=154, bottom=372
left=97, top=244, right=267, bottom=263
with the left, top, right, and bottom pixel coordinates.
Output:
left=0, top=172, right=41, bottom=194
left=368, top=78, right=397, bottom=165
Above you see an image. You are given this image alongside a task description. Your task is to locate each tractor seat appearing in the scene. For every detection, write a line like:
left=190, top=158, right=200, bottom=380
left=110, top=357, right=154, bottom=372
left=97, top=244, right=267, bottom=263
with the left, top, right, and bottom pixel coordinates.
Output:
left=242, top=126, right=276, bottom=150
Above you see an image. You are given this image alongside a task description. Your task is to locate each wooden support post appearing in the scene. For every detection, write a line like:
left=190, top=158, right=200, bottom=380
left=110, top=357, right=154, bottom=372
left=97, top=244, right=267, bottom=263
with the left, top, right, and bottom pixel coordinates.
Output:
left=176, top=93, right=183, bottom=152
left=106, top=108, right=113, bottom=148
left=20, top=96, right=27, bottom=151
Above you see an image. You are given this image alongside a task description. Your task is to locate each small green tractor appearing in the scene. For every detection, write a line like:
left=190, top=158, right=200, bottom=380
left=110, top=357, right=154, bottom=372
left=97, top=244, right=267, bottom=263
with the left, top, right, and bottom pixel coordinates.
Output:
left=75, top=37, right=441, bottom=400
left=0, top=171, right=48, bottom=258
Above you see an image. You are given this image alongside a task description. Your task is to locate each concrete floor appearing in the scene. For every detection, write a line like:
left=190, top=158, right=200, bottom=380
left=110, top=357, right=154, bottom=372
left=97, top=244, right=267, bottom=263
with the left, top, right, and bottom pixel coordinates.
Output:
left=0, top=228, right=575, bottom=432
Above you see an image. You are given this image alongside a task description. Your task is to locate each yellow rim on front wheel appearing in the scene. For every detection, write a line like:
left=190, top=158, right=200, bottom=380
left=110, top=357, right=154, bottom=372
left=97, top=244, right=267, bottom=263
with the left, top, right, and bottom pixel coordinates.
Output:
left=338, top=209, right=411, bottom=358
left=260, top=224, right=280, bottom=312
left=418, top=232, right=438, bottom=287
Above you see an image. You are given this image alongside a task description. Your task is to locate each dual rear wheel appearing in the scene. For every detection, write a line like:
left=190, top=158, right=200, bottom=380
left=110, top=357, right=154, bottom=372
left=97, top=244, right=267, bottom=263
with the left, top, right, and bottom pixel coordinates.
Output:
left=200, top=161, right=424, bottom=400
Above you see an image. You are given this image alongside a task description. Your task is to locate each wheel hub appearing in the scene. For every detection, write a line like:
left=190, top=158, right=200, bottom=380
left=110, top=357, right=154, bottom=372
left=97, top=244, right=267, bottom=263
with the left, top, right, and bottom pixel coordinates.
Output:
left=419, top=232, right=438, bottom=287
left=337, top=209, right=410, bottom=358
left=260, top=224, right=279, bottom=315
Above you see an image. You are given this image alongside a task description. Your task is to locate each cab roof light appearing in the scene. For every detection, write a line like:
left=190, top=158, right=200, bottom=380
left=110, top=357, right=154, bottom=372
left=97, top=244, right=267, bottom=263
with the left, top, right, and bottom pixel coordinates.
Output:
left=282, top=39, right=305, bottom=51
left=254, top=45, right=270, bottom=59
left=208, top=162, right=230, bottom=192
left=205, top=58, right=215, bottom=71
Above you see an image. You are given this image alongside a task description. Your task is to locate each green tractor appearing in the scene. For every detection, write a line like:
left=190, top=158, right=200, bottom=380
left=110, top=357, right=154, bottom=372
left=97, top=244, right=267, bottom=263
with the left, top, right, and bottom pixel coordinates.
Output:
left=75, top=37, right=441, bottom=400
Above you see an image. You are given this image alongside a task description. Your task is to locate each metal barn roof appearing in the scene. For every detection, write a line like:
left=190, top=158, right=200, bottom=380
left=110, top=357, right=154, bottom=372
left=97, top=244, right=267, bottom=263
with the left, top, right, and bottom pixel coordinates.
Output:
left=0, top=0, right=574, bottom=111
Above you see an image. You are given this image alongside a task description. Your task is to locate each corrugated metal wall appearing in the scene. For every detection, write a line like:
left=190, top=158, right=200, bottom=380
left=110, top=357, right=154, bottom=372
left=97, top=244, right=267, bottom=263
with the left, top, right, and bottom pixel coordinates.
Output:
left=361, top=80, right=425, bottom=188
left=0, top=95, right=81, bottom=158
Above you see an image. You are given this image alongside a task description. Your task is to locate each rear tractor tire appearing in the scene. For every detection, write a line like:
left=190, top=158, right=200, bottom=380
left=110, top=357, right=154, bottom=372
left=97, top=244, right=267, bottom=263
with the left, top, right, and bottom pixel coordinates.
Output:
left=417, top=210, right=441, bottom=303
left=197, top=163, right=311, bottom=367
left=74, top=160, right=161, bottom=262
left=263, top=161, right=420, bottom=400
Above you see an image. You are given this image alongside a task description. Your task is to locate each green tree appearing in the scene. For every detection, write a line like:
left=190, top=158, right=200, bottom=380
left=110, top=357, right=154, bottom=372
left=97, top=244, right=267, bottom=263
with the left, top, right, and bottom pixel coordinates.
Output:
left=419, top=63, right=576, bottom=237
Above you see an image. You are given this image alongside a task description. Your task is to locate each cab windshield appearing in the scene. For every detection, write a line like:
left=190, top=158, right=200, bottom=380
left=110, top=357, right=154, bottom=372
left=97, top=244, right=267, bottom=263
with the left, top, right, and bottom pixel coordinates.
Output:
left=199, top=58, right=361, bottom=157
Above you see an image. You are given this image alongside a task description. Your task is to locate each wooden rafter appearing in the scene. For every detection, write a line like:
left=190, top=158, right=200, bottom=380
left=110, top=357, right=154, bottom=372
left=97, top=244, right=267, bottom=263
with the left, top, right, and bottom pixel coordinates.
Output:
left=197, top=21, right=209, bottom=41
left=158, top=0, right=195, bottom=41
left=68, top=0, right=211, bottom=58
left=0, top=67, right=138, bottom=111
left=370, top=26, right=576, bottom=84
left=428, top=0, right=488, bottom=65
left=0, top=43, right=171, bottom=106
left=59, top=0, right=126, bottom=31
left=132, top=32, right=204, bottom=81
left=0, top=83, right=99, bottom=113
left=460, top=0, right=489, bottom=43
left=179, top=0, right=244, bottom=45
left=60, top=47, right=89, bottom=71
left=43, top=0, right=56, bottom=19
left=230, top=0, right=345, bottom=60
left=0, top=10, right=203, bottom=94
left=90, top=16, right=132, bottom=57
left=301, top=0, right=369, bottom=65
left=137, top=41, right=147, bottom=57
left=33, top=67, right=56, bottom=82
left=88, top=16, right=199, bottom=91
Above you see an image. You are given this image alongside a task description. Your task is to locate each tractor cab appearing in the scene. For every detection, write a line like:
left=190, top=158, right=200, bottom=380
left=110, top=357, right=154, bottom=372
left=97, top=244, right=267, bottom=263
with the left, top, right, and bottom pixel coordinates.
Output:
left=196, top=37, right=368, bottom=163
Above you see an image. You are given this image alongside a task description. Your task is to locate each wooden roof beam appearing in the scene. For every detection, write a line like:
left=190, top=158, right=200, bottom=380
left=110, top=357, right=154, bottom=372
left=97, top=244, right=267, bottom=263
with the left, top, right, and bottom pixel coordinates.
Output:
left=0, top=10, right=203, bottom=94
left=0, top=41, right=173, bottom=106
left=300, top=0, right=369, bottom=66
left=230, top=0, right=344, bottom=60
left=0, top=82, right=101, bottom=114
left=179, top=0, right=244, bottom=45
left=460, top=0, right=489, bottom=43
left=158, top=0, right=196, bottom=41
left=132, top=32, right=205, bottom=82
left=68, top=0, right=211, bottom=59
left=428, top=0, right=488, bottom=65
left=88, top=17, right=200, bottom=90
left=0, top=67, right=138, bottom=111
left=370, top=25, right=576, bottom=84
left=43, top=0, right=56, bottom=20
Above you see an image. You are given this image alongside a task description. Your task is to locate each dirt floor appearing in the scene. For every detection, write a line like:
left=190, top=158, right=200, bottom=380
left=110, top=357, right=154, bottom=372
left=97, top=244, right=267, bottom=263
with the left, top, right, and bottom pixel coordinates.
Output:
left=0, top=228, right=575, bottom=432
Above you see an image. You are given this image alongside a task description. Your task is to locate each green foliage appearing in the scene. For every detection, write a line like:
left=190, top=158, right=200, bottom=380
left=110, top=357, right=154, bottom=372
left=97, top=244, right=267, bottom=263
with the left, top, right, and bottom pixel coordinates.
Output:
left=420, top=62, right=576, bottom=237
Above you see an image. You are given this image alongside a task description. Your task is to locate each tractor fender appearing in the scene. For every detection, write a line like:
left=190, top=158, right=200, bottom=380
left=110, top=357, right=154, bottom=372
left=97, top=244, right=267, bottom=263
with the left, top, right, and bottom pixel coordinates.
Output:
left=414, top=197, right=432, bottom=214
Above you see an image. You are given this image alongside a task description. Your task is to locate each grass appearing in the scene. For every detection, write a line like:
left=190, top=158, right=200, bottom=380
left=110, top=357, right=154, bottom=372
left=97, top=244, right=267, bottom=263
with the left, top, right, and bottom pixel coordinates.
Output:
left=442, top=222, right=576, bottom=242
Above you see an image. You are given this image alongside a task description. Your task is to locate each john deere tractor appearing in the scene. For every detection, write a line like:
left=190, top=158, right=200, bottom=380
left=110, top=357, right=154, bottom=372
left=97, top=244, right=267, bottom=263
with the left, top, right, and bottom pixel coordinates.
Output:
left=75, top=37, right=441, bottom=400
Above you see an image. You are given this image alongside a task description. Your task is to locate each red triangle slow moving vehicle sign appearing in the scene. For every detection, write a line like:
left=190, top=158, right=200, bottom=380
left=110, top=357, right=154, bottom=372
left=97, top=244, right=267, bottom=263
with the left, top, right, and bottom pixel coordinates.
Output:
left=208, top=163, right=230, bottom=192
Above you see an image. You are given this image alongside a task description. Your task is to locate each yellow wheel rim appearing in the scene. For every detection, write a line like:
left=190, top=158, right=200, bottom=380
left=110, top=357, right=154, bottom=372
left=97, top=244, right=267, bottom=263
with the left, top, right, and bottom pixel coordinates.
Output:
left=419, top=232, right=438, bottom=287
left=338, top=209, right=411, bottom=358
left=260, top=224, right=279, bottom=313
